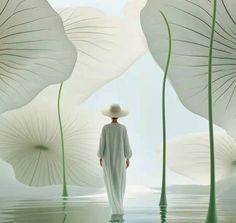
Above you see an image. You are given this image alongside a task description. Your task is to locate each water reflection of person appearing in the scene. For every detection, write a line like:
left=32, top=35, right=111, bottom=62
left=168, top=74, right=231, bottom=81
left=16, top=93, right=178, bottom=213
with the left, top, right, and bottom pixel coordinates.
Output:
left=97, top=104, right=132, bottom=222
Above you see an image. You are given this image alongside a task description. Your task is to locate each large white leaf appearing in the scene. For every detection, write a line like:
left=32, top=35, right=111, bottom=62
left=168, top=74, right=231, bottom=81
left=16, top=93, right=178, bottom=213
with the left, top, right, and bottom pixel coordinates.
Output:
left=141, top=0, right=236, bottom=138
left=36, top=2, right=147, bottom=106
left=166, top=132, right=236, bottom=185
left=0, top=0, right=77, bottom=113
left=0, top=102, right=105, bottom=187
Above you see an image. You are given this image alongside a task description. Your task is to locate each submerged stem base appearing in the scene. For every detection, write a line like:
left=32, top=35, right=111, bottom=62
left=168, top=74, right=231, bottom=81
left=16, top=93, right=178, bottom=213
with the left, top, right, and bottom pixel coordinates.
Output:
left=62, top=187, right=68, bottom=197
left=159, top=190, right=167, bottom=206
left=205, top=196, right=217, bottom=223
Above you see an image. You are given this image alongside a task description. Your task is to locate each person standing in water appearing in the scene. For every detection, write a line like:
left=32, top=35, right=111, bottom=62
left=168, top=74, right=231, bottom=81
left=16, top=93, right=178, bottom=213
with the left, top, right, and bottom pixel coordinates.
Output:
left=97, top=104, right=132, bottom=222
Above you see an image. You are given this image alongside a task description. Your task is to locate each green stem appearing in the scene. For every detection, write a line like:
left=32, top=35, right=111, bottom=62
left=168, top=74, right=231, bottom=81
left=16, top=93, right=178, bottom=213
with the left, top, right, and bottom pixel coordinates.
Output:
left=58, top=82, right=68, bottom=197
left=159, top=11, right=172, bottom=206
left=205, top=0, right=217, bottom=222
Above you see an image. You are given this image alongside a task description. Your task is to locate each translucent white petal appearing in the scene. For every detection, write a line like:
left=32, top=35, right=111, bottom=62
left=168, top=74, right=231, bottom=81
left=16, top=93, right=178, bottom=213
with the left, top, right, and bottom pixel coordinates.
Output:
left=166, top=132, right=236, bottom=185
left=60, top=5, right=147, bottom=105
left=0, top=103, right=106, bottom=187
left=141, top=0, right=236, bottom=138
left=0, top=0, right=77, bottom=113
left=48, top=5, right=147, bottom=106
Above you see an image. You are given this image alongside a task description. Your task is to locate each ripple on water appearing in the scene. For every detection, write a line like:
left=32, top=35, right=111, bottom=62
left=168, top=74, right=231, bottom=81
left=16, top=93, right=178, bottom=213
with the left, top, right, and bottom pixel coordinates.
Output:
left=0, top=193, right=236, bottom=223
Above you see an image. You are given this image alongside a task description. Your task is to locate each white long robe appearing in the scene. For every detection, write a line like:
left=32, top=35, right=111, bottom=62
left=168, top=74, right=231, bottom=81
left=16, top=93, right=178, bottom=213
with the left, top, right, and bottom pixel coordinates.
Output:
left=97, top=123, right=132, bottom=215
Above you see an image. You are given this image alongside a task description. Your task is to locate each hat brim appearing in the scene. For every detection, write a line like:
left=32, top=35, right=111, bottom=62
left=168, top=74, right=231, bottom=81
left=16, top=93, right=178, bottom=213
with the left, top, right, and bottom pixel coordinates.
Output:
left=101, top=109, right=129, bottom=118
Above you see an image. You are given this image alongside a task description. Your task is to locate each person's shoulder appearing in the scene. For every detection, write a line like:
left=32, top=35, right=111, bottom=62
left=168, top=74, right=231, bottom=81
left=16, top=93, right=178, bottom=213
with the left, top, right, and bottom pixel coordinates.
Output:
left=118, top=123, right=127, bottom=130
left=102, top=124, right=109, bottom=131
left=102, top=123, right=113, bottom=129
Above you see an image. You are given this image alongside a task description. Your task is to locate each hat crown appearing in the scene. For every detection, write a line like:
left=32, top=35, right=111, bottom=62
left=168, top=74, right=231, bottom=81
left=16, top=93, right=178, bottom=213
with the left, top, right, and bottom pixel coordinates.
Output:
left=110, top=104, right=121, bottom=113
left=101, top=104, right=128, bottom=117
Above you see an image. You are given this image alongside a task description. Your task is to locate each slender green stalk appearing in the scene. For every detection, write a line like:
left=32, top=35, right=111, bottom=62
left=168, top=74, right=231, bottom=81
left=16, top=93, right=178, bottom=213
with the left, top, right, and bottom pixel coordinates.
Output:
left=205, top=0, right=217, bottom=222
left=159, top=11, right=172, bottom=206
left=58, top=82, right=68, bottom=197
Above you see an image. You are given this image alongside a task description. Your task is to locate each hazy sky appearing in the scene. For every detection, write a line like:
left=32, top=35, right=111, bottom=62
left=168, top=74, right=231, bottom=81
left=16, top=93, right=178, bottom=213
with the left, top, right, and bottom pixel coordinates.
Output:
left=49, top=0, right=127, bottom=14
left=0, top=0, right=223, bottom=196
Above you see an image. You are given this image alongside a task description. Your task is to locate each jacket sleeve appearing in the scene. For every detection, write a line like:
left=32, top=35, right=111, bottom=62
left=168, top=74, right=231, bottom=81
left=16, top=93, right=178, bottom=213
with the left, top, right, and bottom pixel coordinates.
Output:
left=97, top=126, right=106, bottom=158
left=124, top=127, right=132, bottom=159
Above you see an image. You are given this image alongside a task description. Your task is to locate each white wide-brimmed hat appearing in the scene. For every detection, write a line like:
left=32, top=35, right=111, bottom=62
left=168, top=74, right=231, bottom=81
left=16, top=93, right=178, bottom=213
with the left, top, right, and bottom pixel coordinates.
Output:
left=101, top=104, right=129, bottom=118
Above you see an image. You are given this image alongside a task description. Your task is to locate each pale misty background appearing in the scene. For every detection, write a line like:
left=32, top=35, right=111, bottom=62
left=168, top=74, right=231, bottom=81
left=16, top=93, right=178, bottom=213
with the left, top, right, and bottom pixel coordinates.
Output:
left=0, top=0, right=223, bottom=195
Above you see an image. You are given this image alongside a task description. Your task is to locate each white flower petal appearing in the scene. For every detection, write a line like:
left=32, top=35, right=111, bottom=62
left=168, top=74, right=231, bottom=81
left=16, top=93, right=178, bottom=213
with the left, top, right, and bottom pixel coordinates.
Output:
left=0, top=103, right=105, bottom=187
left=141, top=0, right=236, bottom=138
left=0, top=0, right=77, bottom=113
left=166, top=132, right=236, bottom=185
left=53, top=5, right=147, bottom=105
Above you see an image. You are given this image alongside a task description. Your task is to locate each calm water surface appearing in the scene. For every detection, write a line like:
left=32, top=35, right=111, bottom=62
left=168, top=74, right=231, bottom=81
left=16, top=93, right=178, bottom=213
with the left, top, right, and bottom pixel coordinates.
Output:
left=0, top=191, right=235, bottom=223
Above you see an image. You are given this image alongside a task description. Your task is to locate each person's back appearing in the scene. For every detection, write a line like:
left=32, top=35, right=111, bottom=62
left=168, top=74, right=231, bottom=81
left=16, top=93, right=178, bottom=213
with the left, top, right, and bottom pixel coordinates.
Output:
left=102, top=123, right=131, bottom=166
left=97, top=104, right=132, bottom=222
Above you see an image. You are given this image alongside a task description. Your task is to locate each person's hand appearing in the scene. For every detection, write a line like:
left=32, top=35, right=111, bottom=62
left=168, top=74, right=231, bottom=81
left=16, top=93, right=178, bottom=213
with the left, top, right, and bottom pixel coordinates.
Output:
left=99, top=158, right=103, bottom=167
left=126, top=159, right=130, bottom=168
